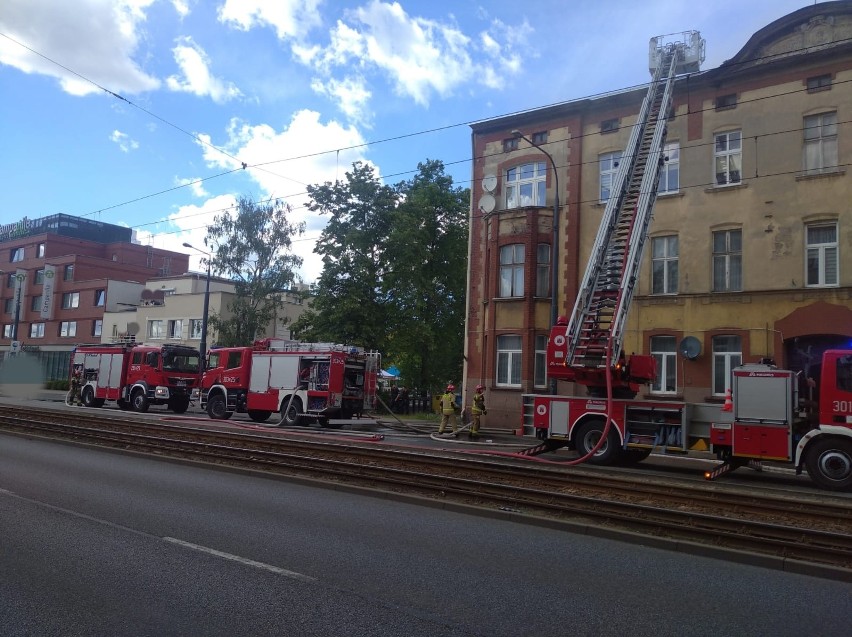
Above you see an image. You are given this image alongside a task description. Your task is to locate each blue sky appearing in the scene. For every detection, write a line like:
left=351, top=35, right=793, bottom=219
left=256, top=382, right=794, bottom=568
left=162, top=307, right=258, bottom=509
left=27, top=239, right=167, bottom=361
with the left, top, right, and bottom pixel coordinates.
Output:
left=0, top=0, right=813, bottom=282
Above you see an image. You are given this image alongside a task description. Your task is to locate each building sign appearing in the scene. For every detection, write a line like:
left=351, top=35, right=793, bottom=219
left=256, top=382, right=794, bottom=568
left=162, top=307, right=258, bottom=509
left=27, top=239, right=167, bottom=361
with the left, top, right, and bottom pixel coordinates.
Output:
left=41, top=264, right=56, bottom=320
left=0, top=216, right=44, bottom=242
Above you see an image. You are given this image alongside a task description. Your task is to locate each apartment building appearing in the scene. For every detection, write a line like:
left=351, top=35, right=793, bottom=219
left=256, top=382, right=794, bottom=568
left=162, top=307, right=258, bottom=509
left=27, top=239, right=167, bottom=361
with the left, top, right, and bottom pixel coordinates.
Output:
left=466, top=2, right=852, bottom=429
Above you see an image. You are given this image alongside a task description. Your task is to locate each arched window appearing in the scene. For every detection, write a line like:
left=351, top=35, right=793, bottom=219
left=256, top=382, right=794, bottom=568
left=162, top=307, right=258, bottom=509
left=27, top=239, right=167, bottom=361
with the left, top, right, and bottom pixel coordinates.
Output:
left=499, top=244, right=524, bottom=297
left=650, top=335, right=677, bottom=394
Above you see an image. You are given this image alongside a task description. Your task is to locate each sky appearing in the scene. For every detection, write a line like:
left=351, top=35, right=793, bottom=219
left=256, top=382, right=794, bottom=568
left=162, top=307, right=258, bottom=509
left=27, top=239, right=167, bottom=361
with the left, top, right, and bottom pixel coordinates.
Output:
left=0, top=0, right=816, bottom=282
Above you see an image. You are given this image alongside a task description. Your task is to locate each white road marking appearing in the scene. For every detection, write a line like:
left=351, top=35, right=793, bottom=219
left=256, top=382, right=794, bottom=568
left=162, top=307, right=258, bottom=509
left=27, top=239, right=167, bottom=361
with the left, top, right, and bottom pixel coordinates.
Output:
left=163, top=536, right=317, bottom=582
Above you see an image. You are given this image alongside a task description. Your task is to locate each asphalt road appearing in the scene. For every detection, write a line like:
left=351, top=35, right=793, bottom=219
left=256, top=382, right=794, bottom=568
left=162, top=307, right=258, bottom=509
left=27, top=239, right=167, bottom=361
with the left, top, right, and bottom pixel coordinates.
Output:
left=0, top=433, right=850, bottom=637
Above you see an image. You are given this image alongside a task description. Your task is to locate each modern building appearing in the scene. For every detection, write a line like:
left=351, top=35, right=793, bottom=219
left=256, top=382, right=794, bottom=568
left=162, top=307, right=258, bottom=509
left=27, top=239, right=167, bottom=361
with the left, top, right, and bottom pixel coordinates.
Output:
left=0, top=214, right=189, bottom=378
left=465, top=2, right=852, bottom=430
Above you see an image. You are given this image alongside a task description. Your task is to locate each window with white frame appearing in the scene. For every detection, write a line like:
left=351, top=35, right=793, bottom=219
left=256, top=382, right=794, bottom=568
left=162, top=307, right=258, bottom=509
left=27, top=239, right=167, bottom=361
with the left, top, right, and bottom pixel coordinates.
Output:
left=650, top=335, right=677, bottom=394
left=3, top=325, right=12, bottom=338
left=62, top=292, right=79, bottom=309
left=499, top=244, right=525, bottom=297
left=535, top=243, right=551, bottom=297
left=148, top=320, right=165, bottom=339
left=168, top=319, right=182, bottom=339
left=534, top=334, right=548, bottom=389
left=651, top=235, right=678, bottom=294
left=37, top=243, right=45, bottom=258
left=35, top=269, right=45, bottom=285
left=806, top=222, right=838, bottom=287
left=506, top=162, right=547, bottom=208
left=496, top=334, right=523, bottom=387
left=712, top=335, right=742, bottom=396
left=10, top=247, right=24, bottom=262
left=30, top=323, right=45, bottom=338
left=94, top=289, right=105, bottom=306
left=92, top=319, right=102, bottom=337
left=714, top=130, right=742, bottom=186
left=803, top=112, right=838, bottom=174
left=59, top=321, right=77, bottom=337
left=190, top=319, right=203, bottom=339
left=712, top=229, right=742, bottom=292
left=658, top=142, right=680, bottom=194
left=599, top=151, right=621, bottom=202
left=63, top=264, right=74, bottom=281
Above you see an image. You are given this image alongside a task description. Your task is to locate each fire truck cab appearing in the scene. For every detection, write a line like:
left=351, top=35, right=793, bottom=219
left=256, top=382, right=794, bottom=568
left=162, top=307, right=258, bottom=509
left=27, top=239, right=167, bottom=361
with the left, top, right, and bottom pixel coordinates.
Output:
left=71, top=343, right=200, bottom=413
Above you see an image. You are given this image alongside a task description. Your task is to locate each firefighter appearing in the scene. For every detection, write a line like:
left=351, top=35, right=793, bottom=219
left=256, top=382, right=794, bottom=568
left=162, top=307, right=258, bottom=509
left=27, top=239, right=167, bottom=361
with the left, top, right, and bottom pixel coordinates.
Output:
left=469, top=384, right=486, bottom=439
left=437, top=384, right=459, bottom=435
left=68, top=367, right=82, bottom=406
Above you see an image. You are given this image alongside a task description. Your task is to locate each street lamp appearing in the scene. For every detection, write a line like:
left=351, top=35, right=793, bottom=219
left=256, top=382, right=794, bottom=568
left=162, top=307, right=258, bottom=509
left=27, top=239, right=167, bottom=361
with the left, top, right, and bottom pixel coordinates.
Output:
left=512, top=129, right=560, bottom=394
left=182, top=243, right=211, bottom=371
left=12, top=272, right=25, bottom=343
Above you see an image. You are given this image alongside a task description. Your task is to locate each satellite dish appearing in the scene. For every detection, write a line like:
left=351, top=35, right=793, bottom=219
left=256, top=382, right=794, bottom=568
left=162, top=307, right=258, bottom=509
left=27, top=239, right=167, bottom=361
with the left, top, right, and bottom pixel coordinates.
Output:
left=679, top=336, right=701, bottom=360
left=126, top=322, right=140, bottom=336
left=482, top=174, right=497, bottom=193
left=478, top=194, right=496, bottom=214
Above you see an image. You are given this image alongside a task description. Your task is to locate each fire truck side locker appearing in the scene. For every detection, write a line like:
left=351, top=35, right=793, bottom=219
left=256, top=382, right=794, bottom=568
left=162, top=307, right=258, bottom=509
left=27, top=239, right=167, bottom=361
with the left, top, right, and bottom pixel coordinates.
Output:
left=730, top=367, right=797, bottom=460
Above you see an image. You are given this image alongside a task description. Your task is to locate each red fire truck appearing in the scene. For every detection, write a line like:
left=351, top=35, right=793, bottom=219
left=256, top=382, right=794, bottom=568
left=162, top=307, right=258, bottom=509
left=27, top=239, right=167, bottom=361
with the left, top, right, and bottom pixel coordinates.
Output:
left=199, top=339, right=379, bottom=426
left=527, top=33, right=852, bottom=491
left=70, top=343, right=200, bottom=413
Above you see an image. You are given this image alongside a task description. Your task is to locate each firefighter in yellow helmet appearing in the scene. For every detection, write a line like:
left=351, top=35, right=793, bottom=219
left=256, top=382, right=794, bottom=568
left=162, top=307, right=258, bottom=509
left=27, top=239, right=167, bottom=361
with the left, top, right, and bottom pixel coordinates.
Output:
left=469, top=384, right=486, bottom=439
left=437, top=384, right=459, bottom=436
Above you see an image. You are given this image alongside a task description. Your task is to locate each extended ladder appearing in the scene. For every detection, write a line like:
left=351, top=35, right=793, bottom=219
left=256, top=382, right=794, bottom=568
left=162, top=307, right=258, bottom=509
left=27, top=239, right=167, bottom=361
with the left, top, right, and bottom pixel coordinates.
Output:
left=564, top=35, right=700, bottom=370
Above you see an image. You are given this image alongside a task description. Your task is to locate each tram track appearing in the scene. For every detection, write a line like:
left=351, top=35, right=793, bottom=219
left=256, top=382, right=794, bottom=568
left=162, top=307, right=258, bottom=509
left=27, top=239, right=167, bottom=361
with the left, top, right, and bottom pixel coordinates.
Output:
left=1, top=405, right=851, bottom=579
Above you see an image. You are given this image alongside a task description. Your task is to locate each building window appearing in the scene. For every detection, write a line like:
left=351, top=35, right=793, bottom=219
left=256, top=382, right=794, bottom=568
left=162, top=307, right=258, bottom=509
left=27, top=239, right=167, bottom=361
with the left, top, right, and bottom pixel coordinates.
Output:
left=713, top=335, right=742, bottom=396
left=10, top=247, right=24, bottom=262
left=34, top=269, right=45, bottom=285
left=94, top=289, right=105, bottom=306
left=715, top=93, right=737, bottom=110
left=59, top=321, right=77, bottom=337
left=601, top=118, right=619, bottom=133
left=30, top=295, right=43, bottom=311
left=148, top=320, right=165, bottom=339
left=599, top=151, right=621, bottom=202
left=496, top=334, right=522, bottom=387
left=62, top=292, right=80, bottom=309
left=650, top=336, right=677, bottom=394
left=651, top=235, right=678, bottom=294
left=92, top=319, right=103, bottom=337
left=6, top=273, right=14, bottom=288
left=803, top=112, right=838, bottom=175
left=190, top=319, right=203, bottom=339
left=806, top=74, right=832, bottom=93
left=658, top=142, right=680, bottom=194
left=806, top=222, right=838, bottom=287
left=506, top=162, right=546, bottom=208
left=714, top=131, right=742, bottom=186
left=712, top=229, right=742, bottom=292
left=37, top=243, right=45, bottom=258
left=30, top=323, right=45, bottom=338
left=503, top=137, right=518, bottom=152
left=499, top=244, right=525, bottom=297
left=535, top=243, right=551, bottom=297
left=4, top=299, right=12, bottom=314
left=534, top=334, right=548, bottom=389
left=532, top=131, right=548, bottom=145
left=64, top=264, right=74, bottom=281
left=3, top=325, right=12, bottom=338
left=168, top=319, right=183, bottom=339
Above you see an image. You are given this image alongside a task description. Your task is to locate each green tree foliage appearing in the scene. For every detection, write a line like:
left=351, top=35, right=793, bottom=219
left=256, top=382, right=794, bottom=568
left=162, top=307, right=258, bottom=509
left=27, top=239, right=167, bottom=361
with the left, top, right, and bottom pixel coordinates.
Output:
left=292, top=160, right=468, bottom=391
left=204, top=196, right=305, bottom=346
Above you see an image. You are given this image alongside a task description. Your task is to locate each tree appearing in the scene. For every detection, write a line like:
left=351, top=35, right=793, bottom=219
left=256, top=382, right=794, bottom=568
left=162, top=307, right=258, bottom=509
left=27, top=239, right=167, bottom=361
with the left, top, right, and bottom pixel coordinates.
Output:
left=204, top=196, right=304, bottom=346
left=291, top=162, right=398, bottom=352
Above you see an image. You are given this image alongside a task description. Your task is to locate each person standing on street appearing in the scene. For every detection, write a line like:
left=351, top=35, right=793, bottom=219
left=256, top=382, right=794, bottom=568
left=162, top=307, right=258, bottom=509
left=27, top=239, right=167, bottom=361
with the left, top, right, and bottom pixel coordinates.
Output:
left=469, top=384, right=486, bottom=439
left=68, top=367, right=82, bottom=406
left=437, top=384, right=459, bottom=436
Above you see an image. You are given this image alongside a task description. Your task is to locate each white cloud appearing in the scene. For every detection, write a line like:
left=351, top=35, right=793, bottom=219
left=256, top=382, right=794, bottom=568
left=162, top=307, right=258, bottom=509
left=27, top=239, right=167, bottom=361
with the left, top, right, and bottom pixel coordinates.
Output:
left=310, top=75, right=372, bottom=127
left=110, top=129, right=140, bottom=152
left=175, top=176, right=209, bottom=198
left=218, top=0, right=323, bottom=40
left=0, top=0, right=161, bottom=96
left=171, top=0, right=190, bottom=19
left=166, top=36, right=242, bottom=103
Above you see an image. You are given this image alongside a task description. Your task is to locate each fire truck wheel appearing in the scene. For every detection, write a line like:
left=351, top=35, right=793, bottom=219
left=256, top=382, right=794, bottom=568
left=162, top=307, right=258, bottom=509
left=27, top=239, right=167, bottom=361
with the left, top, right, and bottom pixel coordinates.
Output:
left=117, top=398, right=131, bottom=411
left=81, top=387, right=98, bottom=408
left=248, top=410, right=272, bottom=423
left=131, top=389, right=150, bottom=413
left=206, top=394, right=231, bottom=420
left=573, top=419, right=623, bottom=465
left=280, top=398, right=303, bottom=426
left=170, top=397, right=191, bottom=414
left=805, top=437, right=852, bottom=491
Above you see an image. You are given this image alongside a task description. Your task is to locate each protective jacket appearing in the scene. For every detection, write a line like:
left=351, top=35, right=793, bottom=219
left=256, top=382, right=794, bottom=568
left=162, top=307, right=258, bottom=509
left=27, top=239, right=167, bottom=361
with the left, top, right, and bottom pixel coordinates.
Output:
left=440, top=391, right=456, bottom=415
left=471, top=391, right=485, bottom=415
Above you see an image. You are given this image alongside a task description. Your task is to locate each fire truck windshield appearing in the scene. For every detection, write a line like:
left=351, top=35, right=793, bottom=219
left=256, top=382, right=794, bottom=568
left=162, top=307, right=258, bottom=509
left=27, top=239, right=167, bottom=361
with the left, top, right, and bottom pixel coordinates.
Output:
left=162, top=352, right=200, bottom=374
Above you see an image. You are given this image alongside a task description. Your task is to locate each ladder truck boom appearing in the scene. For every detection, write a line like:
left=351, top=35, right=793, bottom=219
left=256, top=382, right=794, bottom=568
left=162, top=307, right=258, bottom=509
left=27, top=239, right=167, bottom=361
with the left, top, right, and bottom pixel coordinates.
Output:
left=549, top=32, right=705, bottom=394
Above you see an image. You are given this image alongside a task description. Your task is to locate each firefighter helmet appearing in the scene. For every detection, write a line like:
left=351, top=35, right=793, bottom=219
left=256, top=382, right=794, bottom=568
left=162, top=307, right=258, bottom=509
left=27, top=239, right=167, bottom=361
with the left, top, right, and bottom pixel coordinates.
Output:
left=446, top=384, right=455, bottom=392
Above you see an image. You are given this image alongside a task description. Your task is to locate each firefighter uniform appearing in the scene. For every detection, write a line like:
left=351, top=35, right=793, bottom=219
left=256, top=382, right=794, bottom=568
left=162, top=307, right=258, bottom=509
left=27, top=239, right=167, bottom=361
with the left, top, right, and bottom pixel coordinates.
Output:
left=437, top=385, right=459, bottom=435
left=69, top=369, right=82, bottom=406
left=470, top=385, right=486, bottom=438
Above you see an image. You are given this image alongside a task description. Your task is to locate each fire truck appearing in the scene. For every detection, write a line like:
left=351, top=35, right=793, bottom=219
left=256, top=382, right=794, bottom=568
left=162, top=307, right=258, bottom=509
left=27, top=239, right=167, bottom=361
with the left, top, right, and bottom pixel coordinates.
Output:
left=70, top=343, right=201, bottom=413
left=199, top=339, right=380, bottom=426
left=528, top=33, right=852, bottom=492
